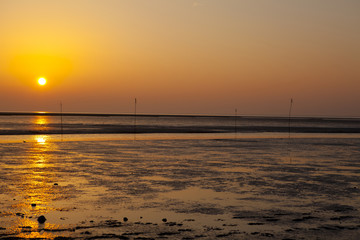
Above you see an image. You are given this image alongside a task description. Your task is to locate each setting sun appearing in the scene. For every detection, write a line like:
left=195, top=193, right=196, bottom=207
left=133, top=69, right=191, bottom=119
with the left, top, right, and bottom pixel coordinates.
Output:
left=38, top=77, right=47, bottom=86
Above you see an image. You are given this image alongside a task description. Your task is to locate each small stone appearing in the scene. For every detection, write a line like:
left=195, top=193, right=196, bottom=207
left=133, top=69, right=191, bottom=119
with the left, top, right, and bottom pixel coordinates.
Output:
left=37, top=215, right=47, bottom=224
left=31, top=203, right=36, bottom=207
left=54, top=183, right=58, bottom=186
left=123, top=217, right=128, bottom=222
left=17, top=213, right=26, bottom=218
left=162, top=218, right=167, bottom=222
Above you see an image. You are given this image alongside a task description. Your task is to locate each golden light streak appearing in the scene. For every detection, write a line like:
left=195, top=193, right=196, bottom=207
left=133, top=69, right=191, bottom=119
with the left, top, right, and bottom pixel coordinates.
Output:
left=35, top=137, right=46, bottom=144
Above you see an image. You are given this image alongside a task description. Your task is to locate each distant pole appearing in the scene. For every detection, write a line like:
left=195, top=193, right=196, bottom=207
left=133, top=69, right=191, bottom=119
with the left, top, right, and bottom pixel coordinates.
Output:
left=60, top=101, right=63, bottom=139
left=288, top=98, right=293, bottom=163
left=235, top=108, right=238, bottom=137
left=288, top=98, right=293, bottom=140
left=134, top=98, right=137, bottom=134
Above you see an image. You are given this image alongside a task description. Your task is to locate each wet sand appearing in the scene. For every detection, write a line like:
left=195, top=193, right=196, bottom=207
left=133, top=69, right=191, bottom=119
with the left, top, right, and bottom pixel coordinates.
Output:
left=0, top=136, right=359, bottom=239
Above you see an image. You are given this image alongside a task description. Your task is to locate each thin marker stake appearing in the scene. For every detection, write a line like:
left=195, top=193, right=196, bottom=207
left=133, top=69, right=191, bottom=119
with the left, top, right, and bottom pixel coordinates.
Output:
left=288, top=98, right=293, bottom=140
left=288, top=98, right=293, bottom=162
left=235, top=108, right=238, bottom=138
left=60, top=101, right=63, bottom=140
left=134, top=98, right=137, bottom=134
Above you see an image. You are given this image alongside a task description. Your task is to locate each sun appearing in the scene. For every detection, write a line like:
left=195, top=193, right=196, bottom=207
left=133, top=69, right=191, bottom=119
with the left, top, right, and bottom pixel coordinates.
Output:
left=38, top=77, right=47, bottom=86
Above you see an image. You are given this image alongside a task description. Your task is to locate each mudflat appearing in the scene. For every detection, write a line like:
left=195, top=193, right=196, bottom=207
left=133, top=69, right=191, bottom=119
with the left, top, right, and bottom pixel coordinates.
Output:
left=0, top=136, right=359, bottom=239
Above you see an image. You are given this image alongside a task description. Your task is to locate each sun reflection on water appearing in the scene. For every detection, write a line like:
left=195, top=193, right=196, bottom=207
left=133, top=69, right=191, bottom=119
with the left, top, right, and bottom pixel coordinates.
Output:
left=34, top=116, right=48, bottom=125
left=33, top=116, right=49, bottom=132
left=6, top=135, right=63, bottom=236
left=9, top=217, right=62, bottom=239
left=23, top=137, right=55, bottom=208
left=35, top=136, right=46, bottom=144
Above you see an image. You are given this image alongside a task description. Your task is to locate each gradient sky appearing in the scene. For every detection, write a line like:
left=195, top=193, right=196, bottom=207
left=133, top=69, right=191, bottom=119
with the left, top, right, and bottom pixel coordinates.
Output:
left=0, top=0, right=359, bottom=116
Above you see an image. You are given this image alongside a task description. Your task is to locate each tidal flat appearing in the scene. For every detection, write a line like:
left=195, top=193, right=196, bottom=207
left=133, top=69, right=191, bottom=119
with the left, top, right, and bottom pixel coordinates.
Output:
left=0, top=135, right=359, bottom=239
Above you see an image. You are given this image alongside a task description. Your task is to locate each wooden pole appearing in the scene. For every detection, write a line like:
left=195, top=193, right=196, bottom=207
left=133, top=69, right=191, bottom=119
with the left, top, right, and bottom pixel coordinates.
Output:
left=235, top=108, right=237, bottom=137
left=134, top=98, right=137, bottom=134
left=60, top=101, right=63, bottom=139
left=288, top=98, right=293, bottom=140
left=288, top=98, right=293, bottom=163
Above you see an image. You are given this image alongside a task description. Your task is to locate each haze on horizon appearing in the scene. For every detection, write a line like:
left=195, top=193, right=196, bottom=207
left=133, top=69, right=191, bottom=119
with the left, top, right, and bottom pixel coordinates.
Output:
left=0, top=0, right=359, bottom=117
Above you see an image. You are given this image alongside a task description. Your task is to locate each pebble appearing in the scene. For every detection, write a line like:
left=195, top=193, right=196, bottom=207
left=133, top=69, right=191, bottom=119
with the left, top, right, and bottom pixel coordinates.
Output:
left=37, top=215, right=47, bottom=224
left=162, top=218, right=167, bottom=222
left=31, top=203, right=36, bottom=207
left=16, top=213, right=24, bottom=217
left=123, top=217, right=128, bottom=222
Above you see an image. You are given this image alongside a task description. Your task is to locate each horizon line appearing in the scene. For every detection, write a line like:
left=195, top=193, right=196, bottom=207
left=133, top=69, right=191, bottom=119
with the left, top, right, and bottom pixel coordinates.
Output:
left=0, top=111, right=360, bottom=120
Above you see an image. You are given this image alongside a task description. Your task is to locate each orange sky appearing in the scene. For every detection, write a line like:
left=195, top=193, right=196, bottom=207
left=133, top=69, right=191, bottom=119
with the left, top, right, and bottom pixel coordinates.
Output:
left=0, top=0, right=359, bottom=116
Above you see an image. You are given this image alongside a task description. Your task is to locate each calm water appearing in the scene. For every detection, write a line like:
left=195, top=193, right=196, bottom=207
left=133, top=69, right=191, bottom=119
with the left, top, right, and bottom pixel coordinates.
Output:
left=1, top=114, right=360, bottom=136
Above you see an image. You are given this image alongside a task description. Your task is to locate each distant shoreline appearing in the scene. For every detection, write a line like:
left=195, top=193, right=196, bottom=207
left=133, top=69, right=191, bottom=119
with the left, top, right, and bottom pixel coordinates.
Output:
left=1, top=111, right=359, bottom=121
left=1, top=125, right=360, bottom=135
left=1, top=112, right=360, bottom=135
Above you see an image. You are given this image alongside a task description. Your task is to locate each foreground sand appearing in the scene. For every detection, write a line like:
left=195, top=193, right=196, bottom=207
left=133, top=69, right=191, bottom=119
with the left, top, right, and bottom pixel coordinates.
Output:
left=0, top=136, right=359, bottom=239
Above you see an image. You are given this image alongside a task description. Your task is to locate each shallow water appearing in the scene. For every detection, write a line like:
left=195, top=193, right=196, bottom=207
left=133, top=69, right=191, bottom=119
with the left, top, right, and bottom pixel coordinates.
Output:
left=0, top=134, right=360, bottom=239
left=1, top=114, right=360, bottom=135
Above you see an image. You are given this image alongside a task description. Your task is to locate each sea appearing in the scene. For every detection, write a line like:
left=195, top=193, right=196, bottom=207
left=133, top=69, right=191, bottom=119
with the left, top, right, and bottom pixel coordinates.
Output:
left=0, top=112, right=360, bottom=239
left=1, top=112, right=360, bottom=141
